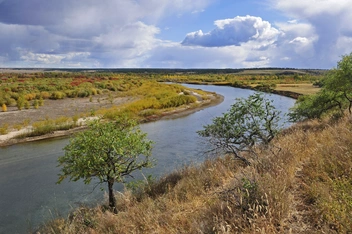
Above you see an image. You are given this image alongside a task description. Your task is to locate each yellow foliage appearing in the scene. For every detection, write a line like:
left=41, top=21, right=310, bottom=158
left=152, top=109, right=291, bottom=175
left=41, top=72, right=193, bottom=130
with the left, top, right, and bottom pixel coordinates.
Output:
left=2, top=103, right=7, bottom=112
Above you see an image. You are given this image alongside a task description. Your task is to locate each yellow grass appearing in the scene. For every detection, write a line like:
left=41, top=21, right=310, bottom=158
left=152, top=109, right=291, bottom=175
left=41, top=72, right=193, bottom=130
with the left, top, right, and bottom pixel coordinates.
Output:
left=40, top=114, right=352, bottom=233
left=275, top=83, right=321, bottom=95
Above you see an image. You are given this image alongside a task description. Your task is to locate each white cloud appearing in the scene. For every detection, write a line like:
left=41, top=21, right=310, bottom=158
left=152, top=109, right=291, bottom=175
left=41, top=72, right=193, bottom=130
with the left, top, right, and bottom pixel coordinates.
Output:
left=270, top=0, right=352, bottom=68
left=0, top=0, right=351, bottom=68
left=0, top=0, right=212, bottom=67
left=145, top=41, right=272, bottom=68
left=182, top=15, right=280, bottom=47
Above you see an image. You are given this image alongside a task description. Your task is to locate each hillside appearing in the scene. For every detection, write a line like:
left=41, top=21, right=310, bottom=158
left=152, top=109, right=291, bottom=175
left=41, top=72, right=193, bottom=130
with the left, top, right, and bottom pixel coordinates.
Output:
left=41, top=115, right=352, bottom=233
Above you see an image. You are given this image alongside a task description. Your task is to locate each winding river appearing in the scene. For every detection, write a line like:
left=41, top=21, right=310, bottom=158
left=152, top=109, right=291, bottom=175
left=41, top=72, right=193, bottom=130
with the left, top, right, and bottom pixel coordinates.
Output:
left=0, top=84, right=296, bottom=233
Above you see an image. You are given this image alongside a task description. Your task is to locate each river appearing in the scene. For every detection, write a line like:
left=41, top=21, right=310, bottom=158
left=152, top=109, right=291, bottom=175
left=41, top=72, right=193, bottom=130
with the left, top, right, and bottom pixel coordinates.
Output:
left=0, top=84, right=296, bottom=233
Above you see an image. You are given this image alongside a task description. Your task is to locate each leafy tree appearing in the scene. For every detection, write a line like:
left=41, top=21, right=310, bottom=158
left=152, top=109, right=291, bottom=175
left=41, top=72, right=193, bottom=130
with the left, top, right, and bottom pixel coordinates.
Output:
left=57, top=117, right=154, bottom=212
left=324, top=53, right=352, bottom=114
left=198, top=93, right=281, bottom=165
left=289, top=90, right=345, bottom=121
left=290, top=53, right=352, bottom=121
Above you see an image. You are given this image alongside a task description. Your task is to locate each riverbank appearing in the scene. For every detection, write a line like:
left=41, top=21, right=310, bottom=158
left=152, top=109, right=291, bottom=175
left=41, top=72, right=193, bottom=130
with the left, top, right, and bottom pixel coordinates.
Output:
left=0, top=83, right=296, bottom=234
left=0, top=92, right=223, bottom=147
left=180, top=81, right=319, bottom=99
left=0, top=80, right=305, bottom=147
left=40, top=108, right=352, bottom=234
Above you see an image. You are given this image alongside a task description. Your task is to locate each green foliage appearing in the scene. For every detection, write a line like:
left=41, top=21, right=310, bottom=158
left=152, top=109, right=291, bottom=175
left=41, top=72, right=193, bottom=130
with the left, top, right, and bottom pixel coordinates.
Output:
left=33, top=99, right=39, bottom=109
left=57, top=117, right=154, bottom=211
left=198, top=93, right=281, bottom=165
left=160, top=95, right=197, bottom=108
left=38, top=97, right=44, bottom=106
left=289, top=91, right=346, bottom=121
left=50, top=91, right=66, bottom=100
left=126, top=174, right=156, bottom=195
left=290, top=53, right=352, bottom=120
left=24, top=100, right=30, bottom=109
left=16, top=96, right=25, bottom=110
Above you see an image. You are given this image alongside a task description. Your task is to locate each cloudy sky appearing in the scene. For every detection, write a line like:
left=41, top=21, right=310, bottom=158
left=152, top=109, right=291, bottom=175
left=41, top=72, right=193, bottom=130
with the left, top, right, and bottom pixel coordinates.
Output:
left=0, top=0, right=351, bottom=69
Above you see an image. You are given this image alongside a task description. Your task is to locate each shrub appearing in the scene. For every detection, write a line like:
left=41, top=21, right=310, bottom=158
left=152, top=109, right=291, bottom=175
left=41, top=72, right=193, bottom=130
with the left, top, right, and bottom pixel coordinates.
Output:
left=160, top=95, right=197, bottom=108
left=40, top=91, right=50, bottom=99
left=0, top=124, right=8, bottom=135
left=50, top=91, right=66, bottom=100
left=38, top=97, right=44, bottom=106
left=16, top=96, right=25, bottom=110
left=33, top=100, right=39, bottom=109
left=24, top=100, right=30, bottom=109
left=2, top=103, right=7, bottom=112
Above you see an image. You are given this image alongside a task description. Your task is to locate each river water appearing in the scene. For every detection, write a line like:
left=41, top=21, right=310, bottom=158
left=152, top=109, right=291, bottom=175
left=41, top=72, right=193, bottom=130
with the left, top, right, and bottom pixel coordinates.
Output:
left=0, top=84, right=296, bottom=233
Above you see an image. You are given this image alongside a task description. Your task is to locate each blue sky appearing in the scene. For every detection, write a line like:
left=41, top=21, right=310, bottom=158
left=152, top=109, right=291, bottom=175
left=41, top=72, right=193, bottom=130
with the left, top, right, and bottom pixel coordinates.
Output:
left=0, top=0, right=351, bottom=69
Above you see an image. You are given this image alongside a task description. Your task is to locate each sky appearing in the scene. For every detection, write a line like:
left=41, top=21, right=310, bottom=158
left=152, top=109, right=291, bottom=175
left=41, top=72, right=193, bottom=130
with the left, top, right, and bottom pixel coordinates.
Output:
left=0, top=0, right=352, bottom=69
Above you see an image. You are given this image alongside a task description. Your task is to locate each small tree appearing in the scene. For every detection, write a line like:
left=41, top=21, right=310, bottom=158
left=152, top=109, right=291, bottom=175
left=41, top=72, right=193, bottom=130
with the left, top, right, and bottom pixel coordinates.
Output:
left=198, top=93, right=281, bottom=165
left=290, top=53, right=352, bottom=121
left=57, top=117, right=154, bottom=212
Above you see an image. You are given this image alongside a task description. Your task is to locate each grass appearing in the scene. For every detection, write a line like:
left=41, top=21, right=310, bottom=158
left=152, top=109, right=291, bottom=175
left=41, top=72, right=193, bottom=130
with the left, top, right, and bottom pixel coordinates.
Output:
left=16, top=116, right=78, bottom=138
left=275, top=83, right=321, bottom=95
left=39, top=114, right=352, bottom=233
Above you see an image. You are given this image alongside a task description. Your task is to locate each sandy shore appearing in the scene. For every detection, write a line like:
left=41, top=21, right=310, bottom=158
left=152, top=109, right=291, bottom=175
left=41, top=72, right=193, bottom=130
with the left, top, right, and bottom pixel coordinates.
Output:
left=0, top=93, right=223, bottom=147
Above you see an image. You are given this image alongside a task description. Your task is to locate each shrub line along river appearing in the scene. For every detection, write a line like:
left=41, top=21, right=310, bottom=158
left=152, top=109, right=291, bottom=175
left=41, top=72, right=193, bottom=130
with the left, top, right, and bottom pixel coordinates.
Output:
left=0, top=84, right=296, bottom=233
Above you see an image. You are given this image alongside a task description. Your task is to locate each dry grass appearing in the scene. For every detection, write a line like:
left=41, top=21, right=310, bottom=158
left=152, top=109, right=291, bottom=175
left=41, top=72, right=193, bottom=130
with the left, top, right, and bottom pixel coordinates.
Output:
left=40, top=115, right=352, bottom=233
left=275, top=83, right=321, bottom=95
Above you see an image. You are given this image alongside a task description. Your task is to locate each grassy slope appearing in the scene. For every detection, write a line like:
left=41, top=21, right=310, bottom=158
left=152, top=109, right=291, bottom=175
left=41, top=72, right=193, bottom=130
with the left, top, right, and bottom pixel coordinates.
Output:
left=41, top=115, right=352, bottom=233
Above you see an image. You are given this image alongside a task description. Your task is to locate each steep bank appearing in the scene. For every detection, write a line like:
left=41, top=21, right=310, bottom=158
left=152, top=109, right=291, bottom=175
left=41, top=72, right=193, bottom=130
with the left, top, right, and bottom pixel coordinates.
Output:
left=41, top=115, right=352, bottom=233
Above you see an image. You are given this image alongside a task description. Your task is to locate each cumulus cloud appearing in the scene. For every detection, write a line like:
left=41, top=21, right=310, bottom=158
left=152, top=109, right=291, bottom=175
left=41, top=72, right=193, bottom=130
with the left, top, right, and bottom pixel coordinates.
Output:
left=144, top=41, right=272, bottom=68
left=1, top=0, right=351, bottom=69
left=182, top=15, right=280, bottom=47
left=0, top=0, right=212, bottom=67
left=270, top=0, right=352, bottom=68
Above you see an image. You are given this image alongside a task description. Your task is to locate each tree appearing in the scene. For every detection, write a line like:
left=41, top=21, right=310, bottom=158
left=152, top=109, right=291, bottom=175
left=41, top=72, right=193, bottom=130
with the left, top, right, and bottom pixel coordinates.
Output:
left=289, top=90, right=345, bottom=121
left=290, top=53, right=352, bottom=121
left=57, top=117, right=154, bottom=212
left=198, top=93, right=281, bottom=165
left=324, top=53, right=352, bottom=114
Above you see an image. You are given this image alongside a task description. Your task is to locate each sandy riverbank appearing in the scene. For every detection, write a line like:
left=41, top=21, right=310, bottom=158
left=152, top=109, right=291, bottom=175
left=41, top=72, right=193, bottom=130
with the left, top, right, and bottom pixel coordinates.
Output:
left=0, top=93, right=223, bottom=147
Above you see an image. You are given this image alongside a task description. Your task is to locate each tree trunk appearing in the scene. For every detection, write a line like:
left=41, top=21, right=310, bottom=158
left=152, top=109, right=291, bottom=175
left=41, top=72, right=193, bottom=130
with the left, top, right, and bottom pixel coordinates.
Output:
left=108, top=177, right=117, bottom=213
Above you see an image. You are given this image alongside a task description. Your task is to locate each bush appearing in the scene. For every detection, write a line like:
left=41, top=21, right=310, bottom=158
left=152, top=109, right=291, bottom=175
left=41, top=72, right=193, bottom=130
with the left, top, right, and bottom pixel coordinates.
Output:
left=0, top=124, right=8, bottom=135
left=40, top=91, right=50, bottom=99
left=2, top=103, right=7, bottom=112
left=50, top=91, right=66, bottom=100
left=160, top=95, right=197, bottom=108
left=16, top=96, right=25, bottom=110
